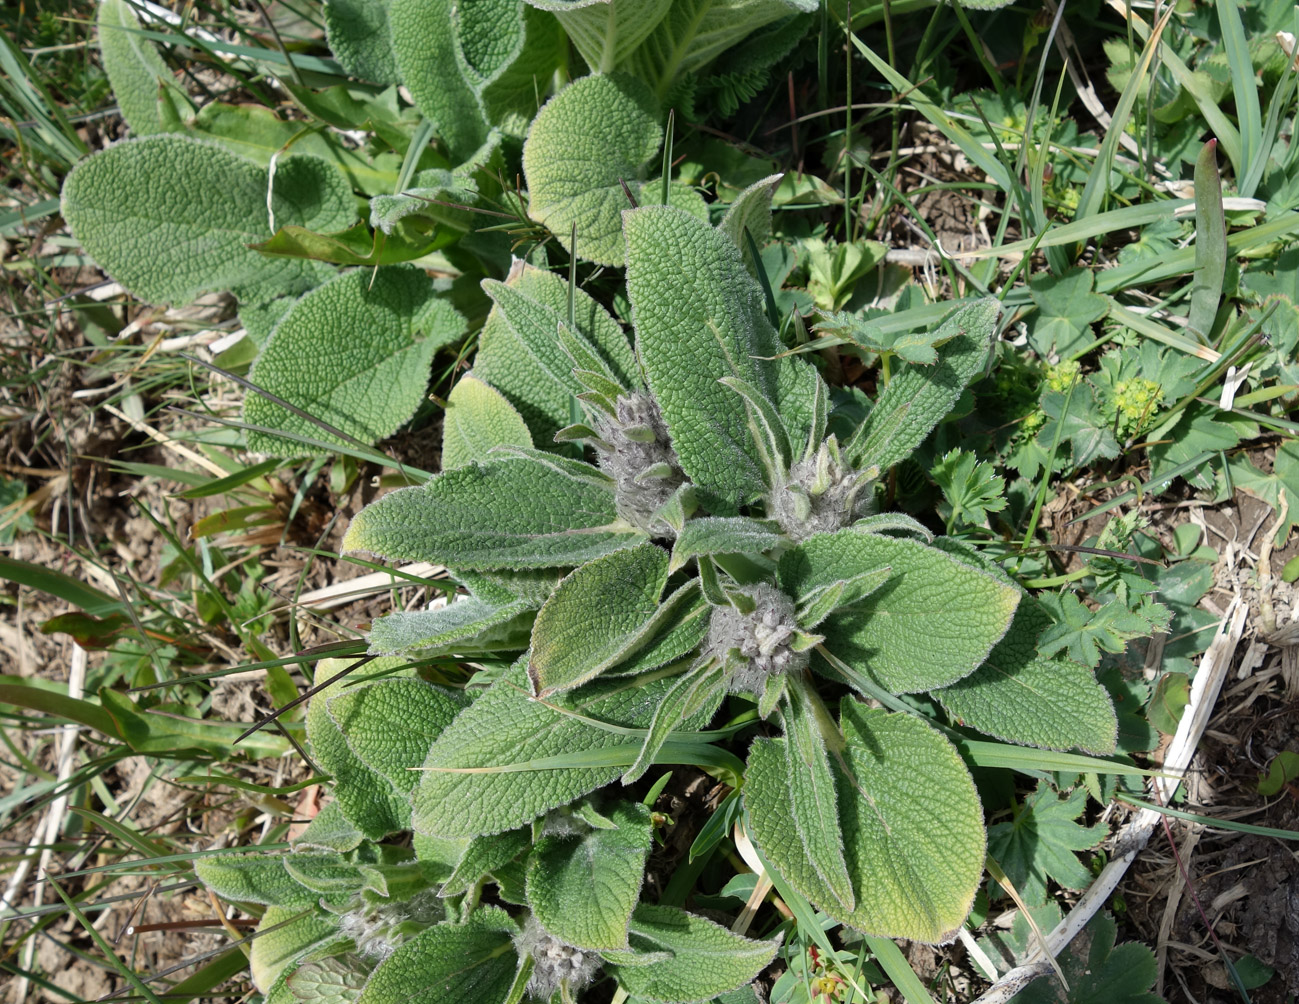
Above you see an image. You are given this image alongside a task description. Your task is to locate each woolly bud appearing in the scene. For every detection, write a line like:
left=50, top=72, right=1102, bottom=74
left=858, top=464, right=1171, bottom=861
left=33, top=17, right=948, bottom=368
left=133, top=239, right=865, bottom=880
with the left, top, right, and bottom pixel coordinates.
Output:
left=767, top=437, right=876, bottom=541
left=590, top=392, right=686, bottom=530
left=514, top=916, right=603, bottom=1001
left=707, top=583, right=808, bottom=698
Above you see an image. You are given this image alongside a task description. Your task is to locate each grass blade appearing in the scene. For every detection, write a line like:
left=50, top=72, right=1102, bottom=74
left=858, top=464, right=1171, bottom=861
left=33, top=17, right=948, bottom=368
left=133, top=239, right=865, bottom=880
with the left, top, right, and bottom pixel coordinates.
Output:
left=1214, top=0, right=1262, bottom=185
left=1189, top=139, right=1227, bottom=344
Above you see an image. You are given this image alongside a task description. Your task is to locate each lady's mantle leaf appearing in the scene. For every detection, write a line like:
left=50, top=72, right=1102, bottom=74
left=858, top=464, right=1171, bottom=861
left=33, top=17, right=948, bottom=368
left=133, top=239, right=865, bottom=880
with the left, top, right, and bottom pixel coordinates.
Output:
left=745, top=700, right=985, bottom=943
left=412, top=662, right=714, bottom=838
left=526, top=801, right=653, bottom=951
left=245, top=266, right=464, bottom=455
left=986, top=781, right=1104, bottom=907
left=529, top=542, right=670, bottom=697
left=62, top=135, right=349, bottom=307
left=524, top=73, right=662, bottom=266
left=441, top=372, right=533, bottom=470
left=328, top=678, right=466, bottom=794
left=355, top=908, right=520, bottom=1004
left=603, top=904, right=779, bottom=1003
left=781, top=530, right=1019, bottom=693
left=344, top=453, right=646, bottom=570
left=625, top=205, right=782, bottom=511
left=934, top=600, right=1118, bottom=753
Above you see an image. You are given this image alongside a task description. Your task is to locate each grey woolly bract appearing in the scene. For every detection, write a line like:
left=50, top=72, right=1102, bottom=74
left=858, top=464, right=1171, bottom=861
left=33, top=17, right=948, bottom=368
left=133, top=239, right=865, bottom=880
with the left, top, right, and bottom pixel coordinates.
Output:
left=515, top=915, right=603, bottom=1001
left=592, top=392, right=685, bottom=529
left=707, top=583, right=807, bottom=697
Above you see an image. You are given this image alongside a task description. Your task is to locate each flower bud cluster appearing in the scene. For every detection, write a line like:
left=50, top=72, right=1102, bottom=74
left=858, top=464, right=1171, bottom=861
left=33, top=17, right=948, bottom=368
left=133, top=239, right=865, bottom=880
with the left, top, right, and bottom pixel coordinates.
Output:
left=768, top=437, right=875, bottom=541
left=591, top=392, right=685, bottom=529
left=515, top=916, right=602, bottom=1000
left=336, top=890, right=441, bottom=961
left=707, top=583, right=808, bottom=697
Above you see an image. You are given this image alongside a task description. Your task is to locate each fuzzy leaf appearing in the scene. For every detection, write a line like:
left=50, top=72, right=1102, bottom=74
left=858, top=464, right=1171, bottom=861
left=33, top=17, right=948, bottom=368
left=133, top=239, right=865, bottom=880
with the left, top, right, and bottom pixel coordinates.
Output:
left=845, top=298, right=1000, bottom=471
left=412, top=662, right=717, bottom=838
left=782, top=685, right=854, bottom=913
left=622, top=659, right=724, bottom=784
left=718, top=172, right=784, bottom=276
left=604, top=580, right=710, bottom=677
left=527, top=801, right=653, bottom=951
left=746, top=701, right=985, bottom=942
left=355, top=909, right=520, bottom=1004
left=987, top=781, right=1104, bottom=906
left=475, top=262, right=637, bottom=442
left=529, top=542, right=670, bottom=697
left=669, top=517, right=785, bottom=572
left=934, top=599, right=1118, bottom=753
left=343, top=454, right=646, bottom=570
left=524, top=73, right=668, bottom=266
left=97, top=0, right=193, bottom=135
left=306, top=659, right=411, bottom=839
left=626, top=205, right=781, bottom=511
left=194, top=854, right=317, bottom=907
left=245, top=266, right=463, bottom=455
left=775, top=355, right=827, bottom=461
left=329, top=678, right=466, bottom=794
left=441, top=373, right=534, bottom=470
left=61, top=135, right=349, bottom=306
left=285, top=955, right=368, bottom=1004
left=440, top=827, right=531, bottom=897
left=251, top=906, right=341, bottom=993
left=293, top=801, right=364, bottom=854
left=323, top=0, right=399, bottom=83
left=522, top=0, right=672, bottom=72
left=604, top=904, right=780, bottom=1003
left=780, top=530, right=1019, bottom=693
left=368, top=597, right=535, bottom=658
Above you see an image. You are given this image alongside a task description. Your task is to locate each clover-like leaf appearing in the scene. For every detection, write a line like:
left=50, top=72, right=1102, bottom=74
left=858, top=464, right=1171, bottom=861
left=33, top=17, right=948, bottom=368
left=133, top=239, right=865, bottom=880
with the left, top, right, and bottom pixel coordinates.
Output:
left=529, top=542, right=671, bottom=697
left=245, top=266, right=464, bottom=455
left=986, top=781, right=1104, bottom=907
left=780, top=529, right=1019, bottom=693
left=626, top=205, right=782, bottom=511
left=440, top=372, right=533, bottom=471
left=62, top=135, right=350, bottom=307
left=746, top=700, right=985, bottom=942
left=526, top=801, right=653, bottom=951
left=603, top=904, right=780, bottom=1004
left=343, top=453, right=647, bottom=570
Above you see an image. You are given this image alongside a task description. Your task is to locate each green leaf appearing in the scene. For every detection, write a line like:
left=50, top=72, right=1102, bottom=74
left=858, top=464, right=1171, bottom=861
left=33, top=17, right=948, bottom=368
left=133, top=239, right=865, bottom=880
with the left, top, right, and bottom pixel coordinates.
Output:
left=780, top=530, right=1019, bottom=693
left=775, top=355, right=827, bottom=462
left=1146, top=671, right=1190, bottom=736
left=439, top=827, right=531, bottom=897
left=523, top=0, right=672, bottom=74
left=845, top=298, right=1000, bottom=471
left=329, top=678, right=466, bottom=794
left=388, top=0, right=489, bottom=160
left=249, top=220, right=446, bottom=268
left=294, top=801, right=364, bottom=854
left=987, top=781, right=1104, bottom=907
left=245, top=266, right=464, bottom=455
left=355, top=909, right=520, bottom=1004
left=626, top=205, right=781, bottom=511
left=1037, top=593, right=1171, bottom=668
left=604, top=580, right=710, bottom=678
left=306, top=659, right=411, bottom=839
left=412, top=662, right=718, bottom=838
left=251, top=906, right=341, bottom=993
left=782, top=684, right=854, bottom=913
left=285, top=956, right=368, bottom=1004
left=529, top=542, right=670, bottom=698
left=323, top=0, right=399, bottom=84
left=526, top=801, right=653, bottom=951
left=194, top=854, right=317, bottom=907
left=622, top=659, right=724, bottom=784
left=745, top=700, right=985, bottom=942
left=669, top=518, right=784, bottom=573
left=523, top=73, right=662, bottom=266
left=368, top=596, right=535, bottom=658
left=931, top=448, right=1007, bottom=527
left=344, top=453, right=646, bottom=570
left=475, top=262, right=637, bottom=443
left=1189, top=139, right=1227, bottom=341
left=604, top=904, right=779, bottom=1003
left=1259, top=750, right=1299, bottom=796
left=97, top=0, right=193, bottom=135
left=933, top=597, right=1118, bottom=753
left=717, top=173, right=784, bottom=277
left=61, top=135, right=347, bottom=306
left=441, top=372, right=534, bottom=470
left=1007, top=911, right=1163, bottom=1004
left=1026, top=268, right=1110, bottom=358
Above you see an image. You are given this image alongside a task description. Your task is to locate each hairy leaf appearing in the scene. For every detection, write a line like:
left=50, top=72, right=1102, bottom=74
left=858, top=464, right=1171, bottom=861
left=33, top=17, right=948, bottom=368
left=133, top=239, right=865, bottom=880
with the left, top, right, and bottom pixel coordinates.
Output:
left=626, top=205, right=781, bottom=511
left=527, top=801, right=652, bottom=950
left=343, top=453, right=646, bottom=570
left=251, top=906, right=340, bottom=993
left=718, top=172, right=784, bottom=276
left=194, top=854, right=317, bottom=907
left=97, top=0, right=193, bottom=135
left=323, top=0, right=399, bottom=84
left=670, top=517, right=784, bottom=573
left=441, top=372, right=533, bottom=470
left=368, top=597, right=535, bottom=659
left=746, top=701, right=985, bottom=942
left=245, top=266, right=464, bottom=455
